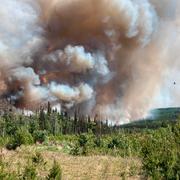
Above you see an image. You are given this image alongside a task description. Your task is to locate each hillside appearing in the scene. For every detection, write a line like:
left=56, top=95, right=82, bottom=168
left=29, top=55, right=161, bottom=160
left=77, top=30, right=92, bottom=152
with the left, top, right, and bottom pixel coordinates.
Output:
left=120, top=107, right=180, bottom=129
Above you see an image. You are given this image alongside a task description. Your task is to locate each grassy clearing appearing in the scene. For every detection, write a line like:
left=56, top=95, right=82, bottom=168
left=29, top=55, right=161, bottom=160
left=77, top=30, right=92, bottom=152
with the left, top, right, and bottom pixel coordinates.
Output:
left=0, top=145, right=143, bottom=180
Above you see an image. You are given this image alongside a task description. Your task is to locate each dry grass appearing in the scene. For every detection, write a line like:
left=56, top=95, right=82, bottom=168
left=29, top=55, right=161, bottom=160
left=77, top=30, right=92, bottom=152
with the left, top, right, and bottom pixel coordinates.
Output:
left=0, top=146, right=143, bottom=180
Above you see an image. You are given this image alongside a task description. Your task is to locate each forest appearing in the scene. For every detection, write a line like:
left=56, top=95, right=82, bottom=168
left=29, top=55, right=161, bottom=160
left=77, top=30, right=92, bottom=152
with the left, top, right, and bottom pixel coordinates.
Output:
left=0, top=102, right=178, bottom=179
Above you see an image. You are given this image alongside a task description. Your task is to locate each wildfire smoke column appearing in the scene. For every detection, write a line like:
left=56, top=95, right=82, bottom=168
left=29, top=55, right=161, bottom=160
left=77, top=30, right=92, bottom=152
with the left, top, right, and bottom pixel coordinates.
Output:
left=0, top=0, right=179, bottom=123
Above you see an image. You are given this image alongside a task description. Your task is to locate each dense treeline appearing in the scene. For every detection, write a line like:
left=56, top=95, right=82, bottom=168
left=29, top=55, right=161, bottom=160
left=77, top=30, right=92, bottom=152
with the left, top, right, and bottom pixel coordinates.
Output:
left=0, top=102, right=115, bottom=138
left=0, top=102, right=177, bottom=138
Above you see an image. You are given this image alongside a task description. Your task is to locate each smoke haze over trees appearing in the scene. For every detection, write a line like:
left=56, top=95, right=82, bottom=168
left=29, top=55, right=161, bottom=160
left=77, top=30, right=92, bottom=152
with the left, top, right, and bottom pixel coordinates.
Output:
left=0, top=0, right=180, bottom=123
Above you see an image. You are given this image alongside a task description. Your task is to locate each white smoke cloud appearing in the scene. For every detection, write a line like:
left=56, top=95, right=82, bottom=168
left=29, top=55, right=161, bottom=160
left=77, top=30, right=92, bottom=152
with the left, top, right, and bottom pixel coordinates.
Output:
left=0, top=0, right=42, bottom=67
left=0, top=0, right=179, bottom=123
left=50, top=82, right=94, bottom=104
left=104, top=0, right=158, bottom=45
left=63, top=45, right=95, bottom=72
left=94, top=52, right=110, bottom=76
left=27, top=85, right=50, bottom=103
left=43, top=45, right=110, bottom=75
left=10, top=67, right=40, bottom=85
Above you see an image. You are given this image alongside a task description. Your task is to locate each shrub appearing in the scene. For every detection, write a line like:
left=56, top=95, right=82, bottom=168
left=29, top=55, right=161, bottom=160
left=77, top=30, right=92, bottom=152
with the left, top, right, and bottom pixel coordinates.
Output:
left=33, top=130, right=47, bottom=143
left=69, top=143, right=87, bottom=156
left=6, top=128, right=33, bottom=150
left=142, top=126, right=179, bottom=179
left=5, top=121, right=18, bottom=136
left=108, top=138, right=119, bottom=149
left=29, top=121, right=39, bottom=134
left=6, top=138, right=19, bottom=150
left=0, top=137, right=10, bottom=147
left=15, top=128, right=34, bottom=145
left=94, top=136, right=102, bottom=147
left=69, top=144, right=80, bottom=156
left=78, top=134, right=88, bottom=155
left=32, top=152, right=44, bottom=165
left=47, top=160, right=62, bottom=180
left=78, top=134, right=88, bottom=147
left=22, top=164, right=37, bottom=180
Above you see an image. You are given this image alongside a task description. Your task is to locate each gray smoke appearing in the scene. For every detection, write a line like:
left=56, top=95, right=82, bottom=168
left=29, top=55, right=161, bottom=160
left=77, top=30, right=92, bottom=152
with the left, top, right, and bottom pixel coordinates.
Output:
left=0, top=0, right=179, bottom=123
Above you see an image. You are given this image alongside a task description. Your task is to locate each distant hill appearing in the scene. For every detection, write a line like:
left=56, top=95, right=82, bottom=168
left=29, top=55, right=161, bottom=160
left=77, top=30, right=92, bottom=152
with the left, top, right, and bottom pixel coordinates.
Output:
left=150, top=107, right=180, bottom=120
left=120, top=107, right=180, bottom=129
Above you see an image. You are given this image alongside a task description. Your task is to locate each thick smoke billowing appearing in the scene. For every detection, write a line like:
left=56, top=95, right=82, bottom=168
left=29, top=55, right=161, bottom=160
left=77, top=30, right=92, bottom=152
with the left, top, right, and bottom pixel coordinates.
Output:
left=0, top=0, right=179, bottom=123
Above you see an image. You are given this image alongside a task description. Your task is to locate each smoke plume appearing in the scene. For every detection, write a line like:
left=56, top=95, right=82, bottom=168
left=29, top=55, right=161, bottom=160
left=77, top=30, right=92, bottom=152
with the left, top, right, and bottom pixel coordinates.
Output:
left=0, top=0, right=179, bottom=123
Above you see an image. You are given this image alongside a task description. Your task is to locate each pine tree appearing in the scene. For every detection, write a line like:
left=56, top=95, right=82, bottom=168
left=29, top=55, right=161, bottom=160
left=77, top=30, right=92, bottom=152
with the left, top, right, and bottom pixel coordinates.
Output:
left=47, top=102, right=51, bottom=115
left=39, top=108, right=46, bottom=130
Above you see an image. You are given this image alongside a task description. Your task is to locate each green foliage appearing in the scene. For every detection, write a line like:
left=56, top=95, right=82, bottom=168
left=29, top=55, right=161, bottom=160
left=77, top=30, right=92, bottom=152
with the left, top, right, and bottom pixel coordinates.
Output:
left=69, top=134, right=88, bottom=156
left=108, top=138, right=120, bottom=149
left=6, top=138, right=19, bottom=150
left=70, top=132, right=97, bottom=155
left=142, top=124, right=180, bottom=179
left=15, top=128, right=34, bottom=145
left=6, top=128, right=33, bottom=150
left=5, top=121, right=18, bottom=136
left=0, top=171, right=18, bottom=180
left=68, top=131, right=143, bottom=157
left=0, top=137, right=10, bottom=147
left=32, top=152, right=44, bottom=165
left=94, top=136, right=102, bottom=147
left=33, top=130, right=47, bottom=143
left=0, top=103, right=179, bottom=179
left=29, top=121, right=39, bottom=134
left=69, top=144, right=80, bottom=156
left=47, top=160, right=62, bottom=180
left=0, top=155, right=7, bottom=179
left=78, top=134, right=88, bottom=147
left=22, top=163, right=37, bottom=180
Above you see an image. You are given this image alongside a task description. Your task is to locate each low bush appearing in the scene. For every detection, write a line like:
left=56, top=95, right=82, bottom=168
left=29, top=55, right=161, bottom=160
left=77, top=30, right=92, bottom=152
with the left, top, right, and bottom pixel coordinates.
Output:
left=94, top=136, right=102, bottom=147
left=47, top=160, right=62, bottom=180
left=108, top=138, right=120, bottom=149
left=6, top=128, right=33, bottom=150
left=22, top=164, right=37, bottom=180
left=33, top=130, right=48, bottom=143
left=142, top=124, right=180, bottom=179
left=32, top=152, right=44, bottom=165
left=6, top=138, right=19, bottom=150
left=78, top=134, right=88, bottom=147
left=69, top=144, right=80, bottom=156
